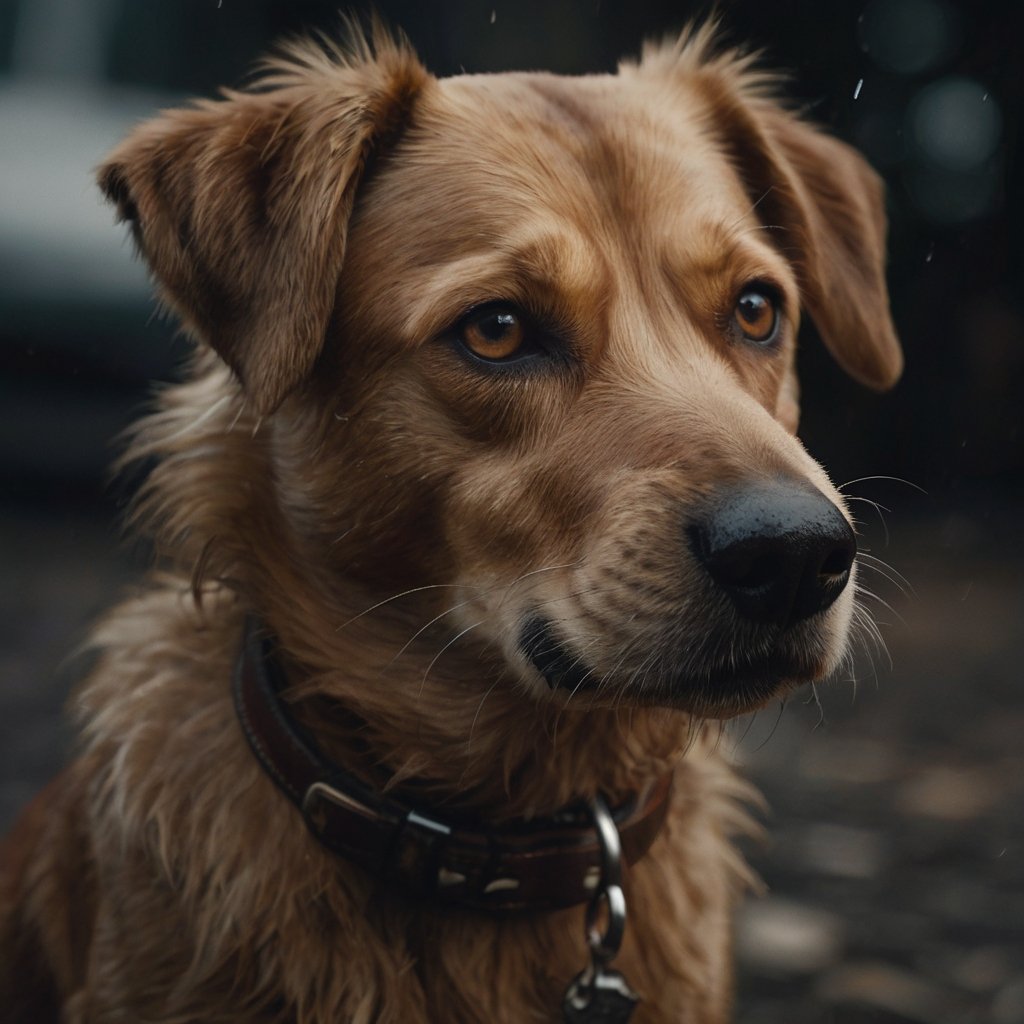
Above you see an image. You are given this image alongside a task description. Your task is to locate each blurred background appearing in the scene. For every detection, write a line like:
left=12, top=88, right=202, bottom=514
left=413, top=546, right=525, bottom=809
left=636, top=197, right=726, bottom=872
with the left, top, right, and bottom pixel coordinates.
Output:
left=1, top=1, right=1021, bottom=1021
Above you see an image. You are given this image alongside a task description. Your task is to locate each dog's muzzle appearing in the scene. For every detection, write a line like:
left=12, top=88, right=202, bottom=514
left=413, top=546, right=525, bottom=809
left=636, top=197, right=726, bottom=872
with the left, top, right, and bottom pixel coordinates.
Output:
left=519, top=479, right=854, bottom=707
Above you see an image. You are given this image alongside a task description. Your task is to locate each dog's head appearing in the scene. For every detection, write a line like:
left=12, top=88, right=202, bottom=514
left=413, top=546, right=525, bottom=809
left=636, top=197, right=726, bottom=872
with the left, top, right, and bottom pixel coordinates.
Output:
left=100, top=24, right=901, bottom=719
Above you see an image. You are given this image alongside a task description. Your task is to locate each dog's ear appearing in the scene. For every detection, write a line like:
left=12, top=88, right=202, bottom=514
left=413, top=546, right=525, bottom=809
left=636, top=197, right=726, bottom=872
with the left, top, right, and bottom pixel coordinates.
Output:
left=98, top=30, right=428, bottom=414
left=753, top=107, right=904, bottom=391
left=637, top=30, right=903, bottom=391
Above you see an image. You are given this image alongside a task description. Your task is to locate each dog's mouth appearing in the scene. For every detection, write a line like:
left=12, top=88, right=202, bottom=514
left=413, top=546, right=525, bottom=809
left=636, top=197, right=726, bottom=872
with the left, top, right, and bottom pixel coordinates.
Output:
left=518, top=615, right=822, bottom=715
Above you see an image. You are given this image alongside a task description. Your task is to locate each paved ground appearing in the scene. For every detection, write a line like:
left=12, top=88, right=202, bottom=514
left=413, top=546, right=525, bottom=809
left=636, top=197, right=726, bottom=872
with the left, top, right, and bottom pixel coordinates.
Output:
left=730, top=509, right=1024, bottom=1024
left=2, top=497, right=1022, bottom=1023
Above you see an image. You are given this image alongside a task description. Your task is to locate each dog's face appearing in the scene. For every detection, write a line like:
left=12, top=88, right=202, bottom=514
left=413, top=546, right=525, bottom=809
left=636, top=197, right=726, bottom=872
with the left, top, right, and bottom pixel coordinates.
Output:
left=100, top=28, right=901, bottom=719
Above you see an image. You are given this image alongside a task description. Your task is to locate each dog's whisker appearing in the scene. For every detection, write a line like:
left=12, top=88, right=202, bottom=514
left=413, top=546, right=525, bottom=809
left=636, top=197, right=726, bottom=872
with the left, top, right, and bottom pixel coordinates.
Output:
left=838, top=474, right=927, bottom=495
left=628, top=646, right=662, bottom=699
left=227, top=399, right=247, bottom=433
left=856, top=560, right=910, bottom=600
left=420, top=620, right=484, bottom=695
left=335, top=583, right=473, bottom=632
left=505, top=560, right=584, bottom=588
left=732, top=708, right=760, bottom=753
left=753, top=700, right=788, bottom=751
left=851, top=594, right=883, bottom=636
left=859, top=612, right=891, bottom=669
left=850, top=600, right=891, bottom=671
left=532, top=586, right=606, bottom=606
left=853, top=583, right=908, bottom=630
left=852, top=628, right=885, bottom=679
left=734, top=222, right=786, bottom=238
left=845, top=494, right=892, bottom=544
left=493, top=560, right=585, bottom=614
left=560, top=645, right=608, bottom=706
left=845, top=494, right=893, bottom=515
left=856, top=552, right=914, bottom=596
left=550, top=634, right=607, bottom=747
left=587, top=614, right=649, bottom=706
left=388, top=596, right=481, bottom=669
left=714, top=719, right=730, bottom=755
left=724, top=185, right=775, bottom=235
left=464, top=677, right=503, bottom=763
left=805, top=683, right=826, bottom=729
left=330, top=526, right=357, bottom=548
left=682, top=715, right=702, bottom=756
left=848, top=621, right=881, bottom=694
left=749, top=185, right=775, bottom=214
left=842, top=650, right=860, bottom=703
left=557, top=633, right=607, bottom=699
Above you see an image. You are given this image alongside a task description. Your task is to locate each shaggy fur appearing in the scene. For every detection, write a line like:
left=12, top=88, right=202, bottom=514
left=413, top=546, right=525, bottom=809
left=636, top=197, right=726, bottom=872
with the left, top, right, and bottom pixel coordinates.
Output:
left=1, top=22, right=900, bottom=1023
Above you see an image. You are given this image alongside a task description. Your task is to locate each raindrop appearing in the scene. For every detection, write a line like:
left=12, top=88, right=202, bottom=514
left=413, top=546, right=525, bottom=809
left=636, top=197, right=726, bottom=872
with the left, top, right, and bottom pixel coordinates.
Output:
left=853, top=78, right=864, bottom=100
left=490, top=9, right=496, bottom=23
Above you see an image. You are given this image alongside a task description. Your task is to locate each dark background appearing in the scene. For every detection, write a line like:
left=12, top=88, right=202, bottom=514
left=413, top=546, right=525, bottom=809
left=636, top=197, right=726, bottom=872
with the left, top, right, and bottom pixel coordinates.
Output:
left=1, top=2, right=1022, bottom=1022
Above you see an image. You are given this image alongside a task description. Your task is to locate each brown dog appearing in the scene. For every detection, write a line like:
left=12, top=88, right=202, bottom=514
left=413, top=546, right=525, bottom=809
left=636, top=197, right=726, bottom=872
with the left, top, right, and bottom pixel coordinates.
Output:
left=1, top=22, right=901, bottom=1023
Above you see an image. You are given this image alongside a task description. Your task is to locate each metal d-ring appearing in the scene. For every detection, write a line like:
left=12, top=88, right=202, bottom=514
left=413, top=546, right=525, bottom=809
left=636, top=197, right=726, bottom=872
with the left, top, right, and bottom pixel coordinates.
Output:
left=585, top=795, right=627, bottom=965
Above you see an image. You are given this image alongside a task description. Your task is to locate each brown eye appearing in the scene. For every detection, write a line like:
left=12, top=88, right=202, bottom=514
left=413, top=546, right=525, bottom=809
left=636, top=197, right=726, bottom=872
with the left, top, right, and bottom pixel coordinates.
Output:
left=734, top=287, right=780, bottom=343
left=460, top=307, right=525, bottom=360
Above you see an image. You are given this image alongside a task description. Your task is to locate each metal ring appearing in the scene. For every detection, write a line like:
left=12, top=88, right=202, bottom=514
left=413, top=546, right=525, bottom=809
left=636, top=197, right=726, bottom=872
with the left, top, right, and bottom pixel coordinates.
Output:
left=583, top=794, right=628, bottom=964
left=586, top=883, right=627, bottom=964
left=590, top=794, right=622, bottom=890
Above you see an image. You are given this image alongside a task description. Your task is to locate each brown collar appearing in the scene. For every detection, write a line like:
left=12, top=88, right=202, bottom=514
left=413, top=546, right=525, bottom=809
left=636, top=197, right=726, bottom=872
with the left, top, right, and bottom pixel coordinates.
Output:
left=233, top=617, right=672, bottom=913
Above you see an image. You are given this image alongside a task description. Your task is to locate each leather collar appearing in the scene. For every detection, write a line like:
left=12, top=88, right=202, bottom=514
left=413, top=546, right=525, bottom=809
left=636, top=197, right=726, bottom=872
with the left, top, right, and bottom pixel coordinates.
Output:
left=233, top=617, right=672, bottom=913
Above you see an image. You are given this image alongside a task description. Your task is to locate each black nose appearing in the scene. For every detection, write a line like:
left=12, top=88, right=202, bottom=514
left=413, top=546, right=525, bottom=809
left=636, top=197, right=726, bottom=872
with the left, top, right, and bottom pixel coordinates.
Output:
left=689, top=481, right=856, bottom=628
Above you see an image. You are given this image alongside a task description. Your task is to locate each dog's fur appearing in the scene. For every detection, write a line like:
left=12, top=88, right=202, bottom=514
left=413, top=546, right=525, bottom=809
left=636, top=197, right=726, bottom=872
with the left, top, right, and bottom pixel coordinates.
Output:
left=1, top=23, right=901, bottom=1023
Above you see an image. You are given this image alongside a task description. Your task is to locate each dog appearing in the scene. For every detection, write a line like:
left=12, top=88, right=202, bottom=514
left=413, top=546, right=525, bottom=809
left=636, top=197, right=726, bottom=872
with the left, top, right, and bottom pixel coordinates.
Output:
left=1, top=20, right=901, bottom=1023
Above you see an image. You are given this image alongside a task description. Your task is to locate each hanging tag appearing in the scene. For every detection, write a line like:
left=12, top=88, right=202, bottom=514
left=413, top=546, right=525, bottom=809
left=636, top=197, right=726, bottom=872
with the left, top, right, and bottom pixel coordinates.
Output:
left=563, top=961, right=639, bottom=1023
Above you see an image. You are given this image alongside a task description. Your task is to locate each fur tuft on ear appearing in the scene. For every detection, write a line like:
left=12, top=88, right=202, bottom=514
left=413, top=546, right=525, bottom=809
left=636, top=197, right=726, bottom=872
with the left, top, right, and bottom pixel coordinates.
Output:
left=638, top=28, right=903, bottom=392
left=98, top=23, right=429, bottom=414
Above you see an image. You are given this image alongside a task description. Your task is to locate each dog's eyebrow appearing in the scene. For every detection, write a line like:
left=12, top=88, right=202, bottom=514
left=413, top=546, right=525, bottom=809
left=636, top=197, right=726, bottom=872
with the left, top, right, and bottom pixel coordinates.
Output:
left=396, top=228, right=608, bottom=343
left=657, top=217, right=798, bottom=304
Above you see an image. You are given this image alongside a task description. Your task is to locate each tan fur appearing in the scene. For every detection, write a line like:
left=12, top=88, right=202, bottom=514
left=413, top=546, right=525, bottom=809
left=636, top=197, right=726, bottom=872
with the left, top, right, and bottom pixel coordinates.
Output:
left=1, top=22, right=900, bottom=1023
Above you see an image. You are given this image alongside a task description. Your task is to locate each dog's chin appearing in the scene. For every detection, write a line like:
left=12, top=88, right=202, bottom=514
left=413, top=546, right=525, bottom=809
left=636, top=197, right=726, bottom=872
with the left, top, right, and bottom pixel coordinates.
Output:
left=518, top=616, right=828, bottom=719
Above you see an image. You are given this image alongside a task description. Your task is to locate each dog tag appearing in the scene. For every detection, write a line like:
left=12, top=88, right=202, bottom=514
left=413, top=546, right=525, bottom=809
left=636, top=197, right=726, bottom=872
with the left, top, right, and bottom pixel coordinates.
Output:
left=562, top=962, right=639, bottom=1024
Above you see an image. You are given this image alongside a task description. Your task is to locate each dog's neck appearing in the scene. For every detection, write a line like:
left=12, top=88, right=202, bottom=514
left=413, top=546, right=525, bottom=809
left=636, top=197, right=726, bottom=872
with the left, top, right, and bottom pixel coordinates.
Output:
left=256, top=583, right=694, bottom=822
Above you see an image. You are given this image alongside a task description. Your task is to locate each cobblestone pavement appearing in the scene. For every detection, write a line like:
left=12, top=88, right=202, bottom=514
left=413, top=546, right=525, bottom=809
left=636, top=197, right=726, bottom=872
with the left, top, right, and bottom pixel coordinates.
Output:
left=2, top=502, right=1022, bottom=1023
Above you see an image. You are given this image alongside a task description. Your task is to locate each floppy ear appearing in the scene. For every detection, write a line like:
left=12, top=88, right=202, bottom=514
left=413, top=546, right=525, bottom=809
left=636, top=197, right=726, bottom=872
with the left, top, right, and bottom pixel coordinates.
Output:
left=756, top=108, right=904, bottom=391
left=98, top=31, right=428, bottom=414
left=638, top=29, right=903, bottom=391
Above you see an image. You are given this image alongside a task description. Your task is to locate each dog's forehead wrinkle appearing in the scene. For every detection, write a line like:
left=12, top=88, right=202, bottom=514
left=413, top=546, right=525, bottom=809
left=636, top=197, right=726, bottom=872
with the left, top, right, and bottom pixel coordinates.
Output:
left=419, top=69, right=728, bottom=224
left=437, top=70, right=614, bottom=142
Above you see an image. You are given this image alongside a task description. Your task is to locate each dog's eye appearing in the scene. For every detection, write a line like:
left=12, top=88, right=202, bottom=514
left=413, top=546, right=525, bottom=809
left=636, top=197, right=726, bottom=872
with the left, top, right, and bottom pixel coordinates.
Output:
left=734, top=287, right=780, bottom=344
left=459, top=307, right=526, bottom=361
